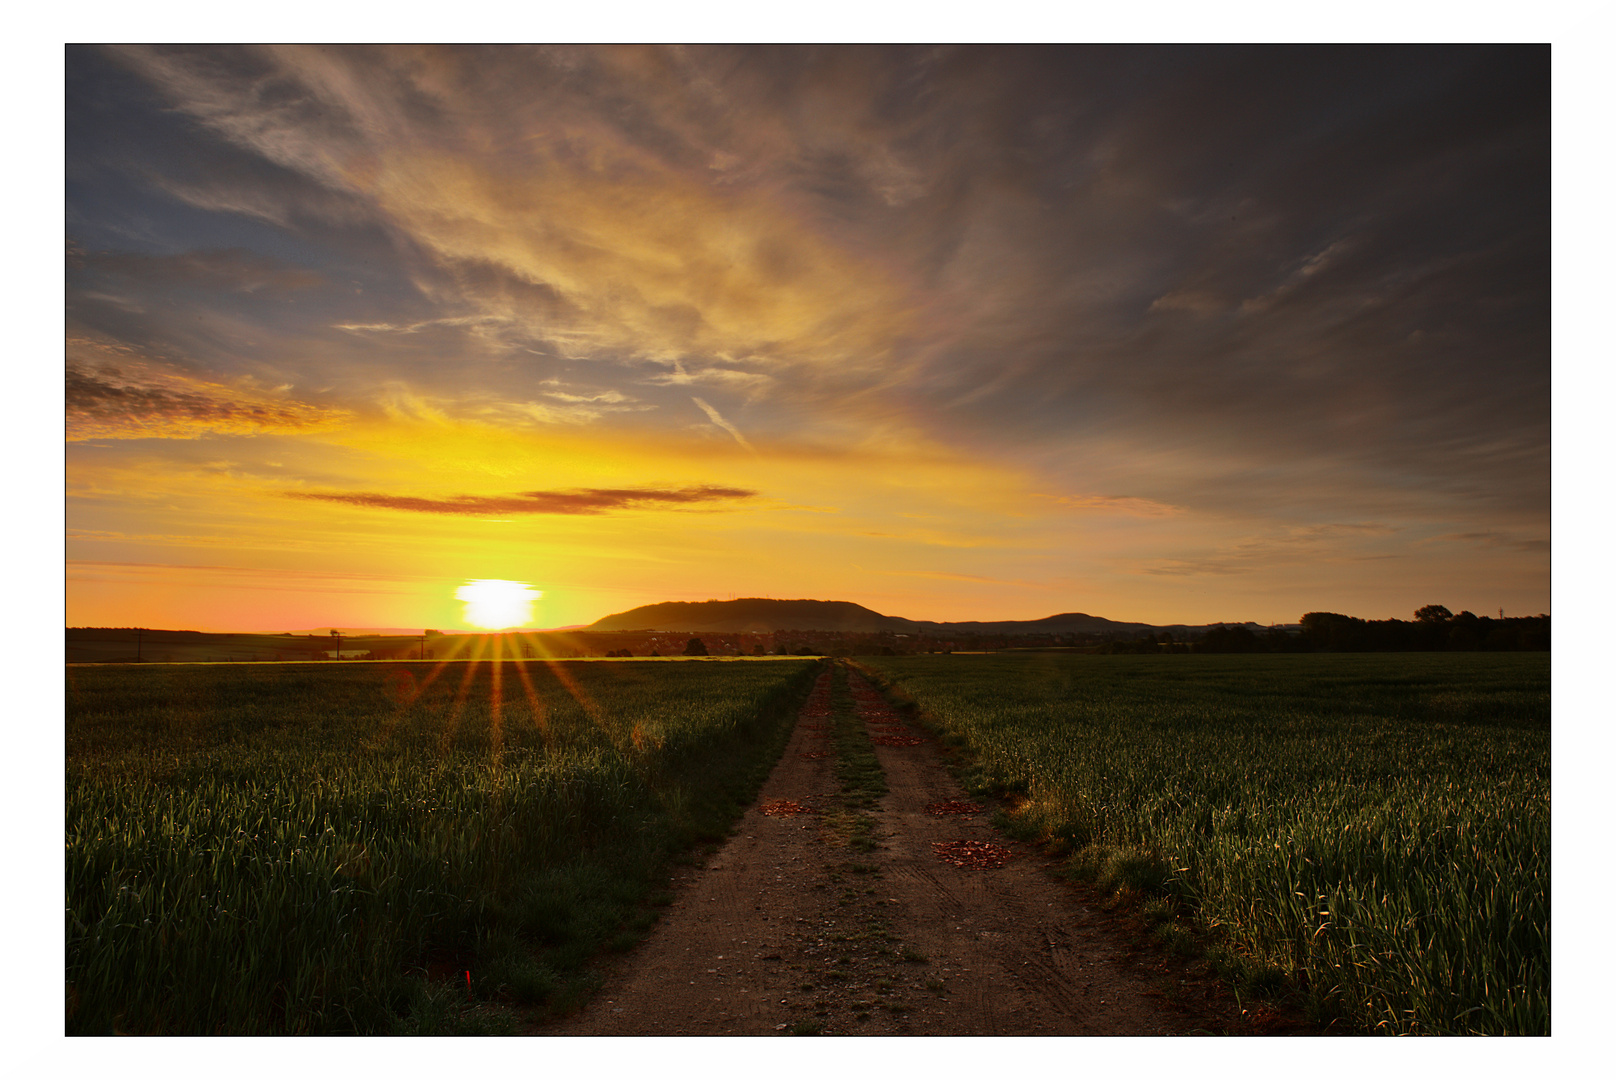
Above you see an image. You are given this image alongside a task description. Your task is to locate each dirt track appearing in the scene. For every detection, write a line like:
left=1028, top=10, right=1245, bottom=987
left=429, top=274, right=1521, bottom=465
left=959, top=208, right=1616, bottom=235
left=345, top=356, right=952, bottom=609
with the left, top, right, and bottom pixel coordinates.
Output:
left=536, top=662, right=1240, bottom=1036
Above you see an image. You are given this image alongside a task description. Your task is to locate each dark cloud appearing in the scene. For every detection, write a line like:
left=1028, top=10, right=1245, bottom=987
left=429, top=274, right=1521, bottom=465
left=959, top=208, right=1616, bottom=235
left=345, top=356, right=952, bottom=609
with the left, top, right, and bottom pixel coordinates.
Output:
left=66, top=358, right=348, bottom=440
left=289, top=485, right=757, bottom=515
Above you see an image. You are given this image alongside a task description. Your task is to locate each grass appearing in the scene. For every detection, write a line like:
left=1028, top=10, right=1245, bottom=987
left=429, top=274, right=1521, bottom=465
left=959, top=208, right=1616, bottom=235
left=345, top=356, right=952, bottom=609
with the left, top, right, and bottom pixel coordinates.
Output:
left=807, top=663, right=886, bottom=857
left=829, top=664, right=887, bottom=809
left=66, top=655, right=821, bottom=1034
left=860, top=652, right=1549, bottom=1036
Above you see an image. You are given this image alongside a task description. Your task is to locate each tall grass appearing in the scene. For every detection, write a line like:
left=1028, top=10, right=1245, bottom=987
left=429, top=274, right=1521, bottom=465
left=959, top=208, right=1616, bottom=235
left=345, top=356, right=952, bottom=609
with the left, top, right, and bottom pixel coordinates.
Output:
left=67, top=656, right=819, bottom=1034
left=860, top=653, right=1549, bottom=1035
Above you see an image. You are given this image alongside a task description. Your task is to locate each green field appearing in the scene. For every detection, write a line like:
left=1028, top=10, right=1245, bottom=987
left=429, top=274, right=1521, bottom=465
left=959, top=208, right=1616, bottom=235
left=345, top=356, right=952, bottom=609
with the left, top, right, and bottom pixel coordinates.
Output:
left=66, top=655, right=819, bottom=1034
left=859, top=652, right=1550, bottom=1035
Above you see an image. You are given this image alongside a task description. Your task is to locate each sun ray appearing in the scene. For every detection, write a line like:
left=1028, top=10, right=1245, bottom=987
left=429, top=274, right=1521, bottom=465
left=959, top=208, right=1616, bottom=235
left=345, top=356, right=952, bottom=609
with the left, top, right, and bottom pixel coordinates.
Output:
left=439, top=636, right=488, bottom=756
left=516, top=630, right=616, bottom=748
left=507, top=633, right=551, bottom=742
left=488, top=632, right=505, bottom=771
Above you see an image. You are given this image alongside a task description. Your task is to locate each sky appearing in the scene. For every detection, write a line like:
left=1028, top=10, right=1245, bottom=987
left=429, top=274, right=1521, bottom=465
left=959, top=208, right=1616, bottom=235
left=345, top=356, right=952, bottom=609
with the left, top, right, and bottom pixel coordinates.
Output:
left=64, top=44, right=1552, bottom=632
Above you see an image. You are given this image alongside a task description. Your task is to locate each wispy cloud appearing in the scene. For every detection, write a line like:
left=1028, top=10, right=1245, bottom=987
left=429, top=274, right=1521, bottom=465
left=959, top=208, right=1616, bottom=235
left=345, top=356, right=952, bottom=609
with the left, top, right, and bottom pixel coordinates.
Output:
left=66, top=351, right=349, bottom=441
left=483, top=385, right=655, bottom=427
left=110, top=45, right=914, bottom=378
left=1142, top=522, right=1399, bottom=577
left=85, top=248, right=324, bottom=294
left=691, top=397, right=755, bottom=452
left=1431, top=531, right=1549, bottom=554
left=1143, top=559, right=1256, bottom=578
left=288, top=484, right=757, bottom=516
left=882, top=569, right=1038, bottom=586
left=1041, top=493, right=1182, bottom=517
left=644, top=359, right=775, bottom=399
left=66, top=560, right=426, bottom=595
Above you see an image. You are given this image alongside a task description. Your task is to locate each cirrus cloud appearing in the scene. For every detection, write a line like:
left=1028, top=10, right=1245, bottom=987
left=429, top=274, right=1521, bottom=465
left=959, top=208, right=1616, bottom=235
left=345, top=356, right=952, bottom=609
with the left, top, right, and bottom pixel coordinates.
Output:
left=67, top=343, right=350, bottom=442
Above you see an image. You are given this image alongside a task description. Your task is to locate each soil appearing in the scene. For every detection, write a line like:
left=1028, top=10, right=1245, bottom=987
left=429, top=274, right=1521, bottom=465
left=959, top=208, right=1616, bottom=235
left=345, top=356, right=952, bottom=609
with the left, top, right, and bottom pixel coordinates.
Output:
left=533, top=662, right=1269, bottom=1036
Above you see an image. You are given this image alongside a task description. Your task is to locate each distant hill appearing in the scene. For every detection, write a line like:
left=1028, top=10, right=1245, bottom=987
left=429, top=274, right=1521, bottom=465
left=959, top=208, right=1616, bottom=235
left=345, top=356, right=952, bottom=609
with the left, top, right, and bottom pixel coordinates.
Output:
left=588, top=599, right=907, bottom=634
left=586, top=598, right=1239, bottom=637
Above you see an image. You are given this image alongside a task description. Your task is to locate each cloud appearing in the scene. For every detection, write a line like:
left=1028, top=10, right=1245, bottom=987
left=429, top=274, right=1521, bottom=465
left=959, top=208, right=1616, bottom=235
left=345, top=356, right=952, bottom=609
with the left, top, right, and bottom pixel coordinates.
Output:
left=66, top=345, right=350, bottom=441
left=371, top=380, right=655, bottom=428
left=66, top=560, right=426, bottom=595
left=643, top=359, right=775, bottom=399
left=691, top=397, right=755, bottom=452
left=882, top=569, right=1037, bottom=586
left=288, top=484, right=757, bottom=516
left=1142, top=522, right=1399, bottom=577
left=110, top=45, right=916, bottom=378
left=1041, top=493, right=1182, bottom=517
left=1238, top=237, right=1357, bottom=315
left=1143, top=560, right=1255, bottom=578
left=1432, top=531, right=1549, bottom=554
left=149, top=173, right=372, bottom=231
left=1147, top=289, right=1226, bottom=317
left=540, top=388, right=633, bottom=406
left=497, top=398, right=655, bottom=426
left=83, top=248, right=324, bottom=294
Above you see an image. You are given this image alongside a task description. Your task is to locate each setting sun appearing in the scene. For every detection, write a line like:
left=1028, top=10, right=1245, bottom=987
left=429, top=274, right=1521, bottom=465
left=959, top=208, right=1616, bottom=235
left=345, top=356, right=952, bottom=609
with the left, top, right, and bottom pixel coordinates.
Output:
left=456, top=579, right=541, bottom=630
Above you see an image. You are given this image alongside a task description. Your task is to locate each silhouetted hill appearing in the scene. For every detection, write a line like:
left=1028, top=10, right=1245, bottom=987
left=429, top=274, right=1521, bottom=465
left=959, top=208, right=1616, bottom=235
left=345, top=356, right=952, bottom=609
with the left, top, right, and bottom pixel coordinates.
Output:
left=588, top=599, right=907, bottom=633
left=586, top=598, right=1211, bottom=636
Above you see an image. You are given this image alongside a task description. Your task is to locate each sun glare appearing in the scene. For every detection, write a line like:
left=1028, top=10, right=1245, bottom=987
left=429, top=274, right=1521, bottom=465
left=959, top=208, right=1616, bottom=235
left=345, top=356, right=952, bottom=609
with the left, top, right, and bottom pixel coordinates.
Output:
left=456, top=579, right=541, bottom=630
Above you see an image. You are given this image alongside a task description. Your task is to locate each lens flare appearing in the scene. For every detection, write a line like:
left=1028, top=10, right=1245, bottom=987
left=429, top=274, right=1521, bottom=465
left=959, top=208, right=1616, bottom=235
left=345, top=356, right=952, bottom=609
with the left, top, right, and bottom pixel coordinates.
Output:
left=456, top=579, right=541, bottom=630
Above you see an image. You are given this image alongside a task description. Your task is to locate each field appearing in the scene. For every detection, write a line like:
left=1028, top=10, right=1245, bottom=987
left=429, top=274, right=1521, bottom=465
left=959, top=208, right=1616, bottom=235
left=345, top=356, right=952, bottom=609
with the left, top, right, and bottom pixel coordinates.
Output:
left=66, top=655, right=819, bottom=1034
left=859, top=652, right=1550, bottom=1035
left=64, top=628, right=754, bottom=664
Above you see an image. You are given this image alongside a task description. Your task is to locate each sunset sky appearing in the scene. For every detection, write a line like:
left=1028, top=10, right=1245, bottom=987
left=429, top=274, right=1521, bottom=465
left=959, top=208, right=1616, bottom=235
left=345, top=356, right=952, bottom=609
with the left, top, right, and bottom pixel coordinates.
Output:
left=64, top=45, right=1552, bottom=633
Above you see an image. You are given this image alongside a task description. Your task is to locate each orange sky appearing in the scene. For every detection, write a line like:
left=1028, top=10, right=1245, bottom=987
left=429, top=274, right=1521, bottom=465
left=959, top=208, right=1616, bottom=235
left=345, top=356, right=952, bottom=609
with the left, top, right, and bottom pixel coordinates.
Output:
left=65, top=46, right=1551, bottom=632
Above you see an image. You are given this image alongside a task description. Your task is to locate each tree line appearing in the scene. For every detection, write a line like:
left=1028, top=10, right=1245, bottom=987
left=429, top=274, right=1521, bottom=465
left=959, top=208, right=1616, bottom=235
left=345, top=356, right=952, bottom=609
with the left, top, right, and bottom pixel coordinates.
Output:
left=1181, top=606, right=1548, bottom=654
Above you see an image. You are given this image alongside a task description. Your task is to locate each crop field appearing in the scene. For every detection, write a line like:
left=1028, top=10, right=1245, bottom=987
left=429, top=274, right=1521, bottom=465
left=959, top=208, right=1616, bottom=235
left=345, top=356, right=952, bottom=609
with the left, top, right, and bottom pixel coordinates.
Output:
left=66, top=655, right=819, bottom=1034
left=859, top=652, right=1550, bottom=1035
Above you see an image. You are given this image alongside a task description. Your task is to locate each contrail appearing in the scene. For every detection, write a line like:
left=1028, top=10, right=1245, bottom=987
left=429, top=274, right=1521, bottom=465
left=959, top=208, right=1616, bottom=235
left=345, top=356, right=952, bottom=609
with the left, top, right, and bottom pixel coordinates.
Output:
left=692, top=396, right=755, bottom=453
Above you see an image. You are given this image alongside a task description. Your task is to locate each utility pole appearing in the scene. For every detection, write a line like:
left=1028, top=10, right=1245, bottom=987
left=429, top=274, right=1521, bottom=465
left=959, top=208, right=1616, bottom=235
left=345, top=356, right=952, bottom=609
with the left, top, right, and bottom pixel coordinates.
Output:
left=420, top=632, right=426, bottom=661
left=136, top=627, right=143, bottom=662
left=330, top=628, right=341, bottom=659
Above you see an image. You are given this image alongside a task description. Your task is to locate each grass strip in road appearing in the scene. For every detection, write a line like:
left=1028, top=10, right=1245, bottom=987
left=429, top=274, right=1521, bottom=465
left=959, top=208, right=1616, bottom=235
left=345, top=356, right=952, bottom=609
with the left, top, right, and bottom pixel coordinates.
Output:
left=830, top=663, right=887, bottom=811
left=822, top=662, right=887, bottom=854
left=779, top=663, right=949, bottom=1035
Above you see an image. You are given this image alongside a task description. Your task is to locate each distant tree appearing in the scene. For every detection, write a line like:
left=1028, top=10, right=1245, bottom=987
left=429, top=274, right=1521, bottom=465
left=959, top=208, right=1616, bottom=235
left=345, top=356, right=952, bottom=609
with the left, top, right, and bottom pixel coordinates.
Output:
left=682, top=637, right=709, bottom=656
left=1448, top=611, right=1482, bottom=650
left=1414, top=605, right=1453, bottom=623
left=1196, top=625, right=1263, bottom=653
left=1301, top=612, right=1367, bottom=651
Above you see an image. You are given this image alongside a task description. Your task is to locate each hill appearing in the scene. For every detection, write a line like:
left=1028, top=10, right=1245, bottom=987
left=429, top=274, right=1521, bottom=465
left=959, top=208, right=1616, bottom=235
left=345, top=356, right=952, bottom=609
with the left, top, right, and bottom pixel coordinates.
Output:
left=588, top=599, right=907, bottom=633
left=585, top=598, right=1225, bottom=637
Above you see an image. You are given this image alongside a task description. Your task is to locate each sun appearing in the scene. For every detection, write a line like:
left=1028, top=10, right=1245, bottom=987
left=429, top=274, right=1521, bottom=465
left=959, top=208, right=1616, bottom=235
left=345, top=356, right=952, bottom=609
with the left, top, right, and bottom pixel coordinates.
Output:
left=456, top=579, right=541, bottom=630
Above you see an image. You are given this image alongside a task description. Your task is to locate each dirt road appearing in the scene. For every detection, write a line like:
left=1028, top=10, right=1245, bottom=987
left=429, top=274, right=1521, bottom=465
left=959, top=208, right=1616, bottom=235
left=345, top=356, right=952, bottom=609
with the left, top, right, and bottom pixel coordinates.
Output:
left=537, top=662, right=1237, bottom=1036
